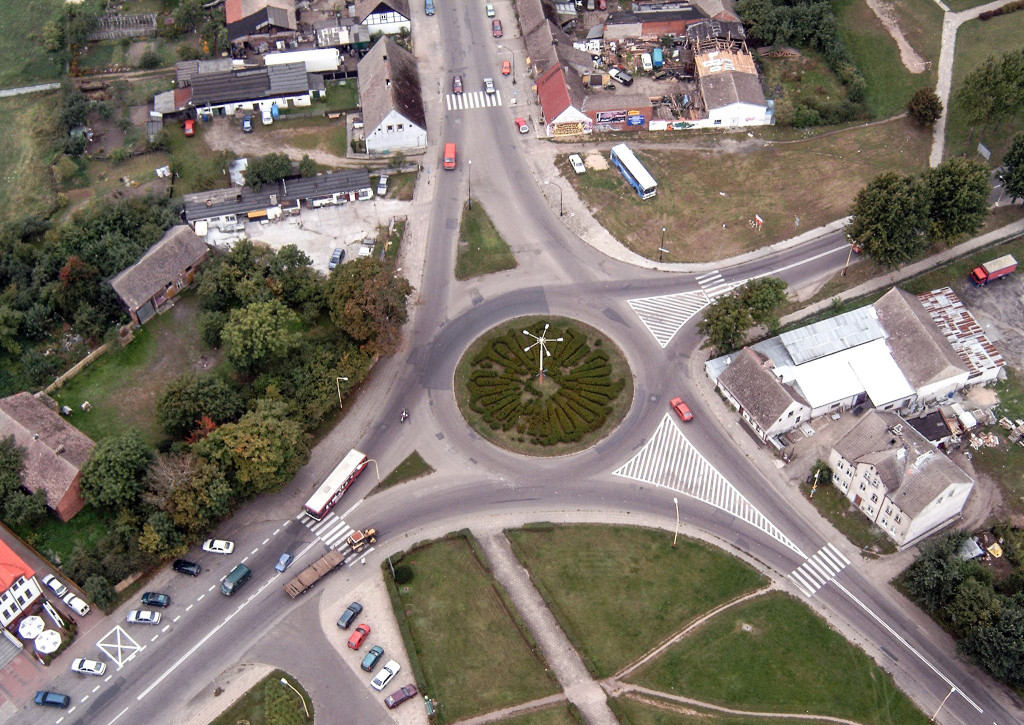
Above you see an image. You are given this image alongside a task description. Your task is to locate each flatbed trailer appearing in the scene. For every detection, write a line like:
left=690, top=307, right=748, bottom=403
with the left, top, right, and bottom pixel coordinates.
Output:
left=283, top=550, right=344, bottom=598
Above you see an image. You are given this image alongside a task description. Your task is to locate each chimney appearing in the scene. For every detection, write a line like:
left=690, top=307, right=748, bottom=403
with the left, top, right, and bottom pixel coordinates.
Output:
left=54, top=444, right=65, bottom=455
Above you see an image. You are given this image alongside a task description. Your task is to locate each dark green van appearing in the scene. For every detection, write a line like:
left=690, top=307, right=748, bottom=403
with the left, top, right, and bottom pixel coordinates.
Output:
left=221, top=564, right=251, bottom=596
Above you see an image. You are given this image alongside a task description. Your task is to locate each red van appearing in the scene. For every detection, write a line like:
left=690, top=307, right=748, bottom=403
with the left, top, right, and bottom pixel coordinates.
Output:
left=443, top=142, right=456, bottom=170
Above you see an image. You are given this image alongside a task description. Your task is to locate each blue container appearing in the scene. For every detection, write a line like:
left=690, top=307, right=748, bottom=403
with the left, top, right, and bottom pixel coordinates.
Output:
left=652, top=48, right=664, bottom=68
left=271, top=102, right=280, bottom=118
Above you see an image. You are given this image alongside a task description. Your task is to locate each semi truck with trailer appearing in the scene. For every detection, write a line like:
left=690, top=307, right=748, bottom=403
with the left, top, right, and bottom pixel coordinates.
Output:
left=970, top=254, right=1016, bottom=285
left=283, top=550, right=344, bottom=597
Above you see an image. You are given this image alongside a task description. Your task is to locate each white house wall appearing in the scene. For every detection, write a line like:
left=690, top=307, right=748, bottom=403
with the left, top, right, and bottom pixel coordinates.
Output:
left=897, top=481, right=973, bottom=545
left=705, top=102, right=772, bottom=127
left=365, top=12, right=411, bottom=35
left=366, top=109, right=427, bottom=153
left=200, top=92, right=316, bottom=117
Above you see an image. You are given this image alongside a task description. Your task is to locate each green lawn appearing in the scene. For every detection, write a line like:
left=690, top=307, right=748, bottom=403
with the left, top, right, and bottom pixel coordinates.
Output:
left=506, top=525, right=767, bottom=677
left=53, top=292, right=221, bottom=445
left=455, top=200, right=518, bottom=279
left=629, top=592, right=930, bottom=725
left=573, top=118, right=931, bottom=261
left=800, top=478, right=897, bottom=555
left=208, top=670, right=313, bottom=725
left=884, top=0, right=944, bottom=68
left=0, top=0, right=63, bottom=88
left=758, top=51, right=851, bottom=126
left=609, top=695, right=836, bottom=725
left=376, top=450, right=433, bottom=492
left=13, top=505, right=112, bottom=567
left=165, top=124, right=233, bottom=195
left=0, top=92, right=58, bottom=224
left=322, top=81, right=359, bottom=111
left=391, top=536, right=559, bottom=723
left=833, top=0, right=936, bottom=118
left=945, top=12, right=1024, bottom=162
left=499, top=705, right=582, bottom=725
left=944, top=0, right=997, bottom=9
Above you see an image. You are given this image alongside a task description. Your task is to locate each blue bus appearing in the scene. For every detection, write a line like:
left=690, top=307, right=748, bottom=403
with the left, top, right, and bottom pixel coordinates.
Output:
left=610, top=144, right=657, bottom=199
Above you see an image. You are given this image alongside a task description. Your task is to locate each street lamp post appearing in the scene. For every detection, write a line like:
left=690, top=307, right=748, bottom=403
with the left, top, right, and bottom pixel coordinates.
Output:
left=467, top=159, right=472, bottom=209
left=659, top=227, right=667, bottom=262
left=672, top=497, right=680, bottom=548
left=544, top=180, right=563, bottom=216
left=366, top=458, right=382, bottom=484
left=498, top=45, right=517, bottom=85
left=335, top=376, right=349, bottom=410
left=280, top=678, right=310, bottom=719
left=522, top=323, right=563, bottom=381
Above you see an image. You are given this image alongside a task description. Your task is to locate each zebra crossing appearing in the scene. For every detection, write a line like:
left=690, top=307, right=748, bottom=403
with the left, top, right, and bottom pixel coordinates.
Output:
left=788, top=543, right=850, bottom=598
left=445, top=90, right=503, bottom=111
left=613, top=415, right=803, bottom=556
left=297, top=510, right=362, bottom=552
left=627, top=270, right=743, bottom=348
left=694, top=270, right=739, bottom=299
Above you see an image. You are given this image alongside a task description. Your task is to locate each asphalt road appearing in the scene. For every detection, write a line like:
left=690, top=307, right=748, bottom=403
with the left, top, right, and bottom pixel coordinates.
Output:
left=15, top=4, right=1024, bottom=725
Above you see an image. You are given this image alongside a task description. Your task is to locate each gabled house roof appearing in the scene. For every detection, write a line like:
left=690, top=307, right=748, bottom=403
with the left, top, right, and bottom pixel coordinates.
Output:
left=699, top=70, right=766, bottom=110
left=0, top=540, right=33, bottom=591
left=175, top=58, right=234, bottom=87
left=355, top=0, right=411, bottom=23
left=0, top=393, right=94, bottom=512
left=190, top=63, right=311, bottom=106
left=225, top=0, right=297, bottom=37
left=718, top=347, right=806, bottom=431
left=834, top=410, right=972, bottom=516
left=109, top=226, right=209, bottom=312
left=916, top=287, right=1005, bottom=381
left=537, top=62, right=587, bottom=121
left=357, top=36, right=426, bottom=134
left=873, top=288, right=968, bottom=389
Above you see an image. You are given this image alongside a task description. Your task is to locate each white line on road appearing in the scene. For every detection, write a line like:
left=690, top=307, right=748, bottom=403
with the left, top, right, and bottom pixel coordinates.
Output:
left=273, top=528, right=280, bottom=535
left=104, top=675, right=112, bottom=682
left=241, top=557, right=249, bottom=563
left=161, top=624, right=170, bottom=632
left=68, top=707, right=76, bottom=714
left=198, top=594, right=205, bottom=600
left=80, top=695, right=88, bottom=702
left=173, top=615, right=181, bottom=622
left=262, top=538, right=269, bottom=545
left=107, top=706, right=129, bottom=725
left=150, top=634, right=159, bottom=642
left=185, top=604, right=193, bottom=612
left=56, top=718, right=64, bottom=724
left=92, top=685, right=101, bottom=693
left=338, top=500, right=362, bottom=521
left=250, top=548, right=257, bottom=555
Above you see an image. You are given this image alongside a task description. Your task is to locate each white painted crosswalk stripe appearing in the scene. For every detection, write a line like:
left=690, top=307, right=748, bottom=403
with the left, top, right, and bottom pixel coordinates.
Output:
left=444, top=91, right=504, bottom=112
left=296, top=511, right=358, bottom=552
left=627, top=271, right=745, bottom=349
left=613, top=415, right=803, bottom=556
left=788, top=544, right=850, bottom=598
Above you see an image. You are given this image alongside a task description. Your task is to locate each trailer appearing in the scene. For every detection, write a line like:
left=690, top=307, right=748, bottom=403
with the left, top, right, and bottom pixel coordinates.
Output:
left=264, top=48, right=341, bottom=74
left=283, top=550, right=344, bottom=597
left=970, top=254, right=1016, bottom=285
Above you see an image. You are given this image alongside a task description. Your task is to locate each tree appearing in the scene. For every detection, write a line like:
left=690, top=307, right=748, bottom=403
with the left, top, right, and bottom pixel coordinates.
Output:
left=59, top=81, right=90, bottom=133
left=245, top=153, right=293, bottom=190
left=846, top=172, right=930, bottom=269
left=156, top=373, right=243, bottom=438
left=907, top=87, right=943, bottom=126
left=0, top=436, right=25, bottom=499
left=298, top=154, right=318, bottom=178
left=0, top=305, right=24, bottom=358
left=696, top=295, right=751, bottom=354
left=902, top=531, right=978, bottom=614
left=327, top=258, right=413, bottom=355
left=3, top=489, right=47, bottom=528
left=79, top=430, right=153, bottom=509
left=138, top=510, right=187, bottom=558
left=958, top=594, right=1024, bottom=686
left=1004, top=132, right=1024, bottom=202
left=924, top=158, right=990, bottom=243
left=165, top=460, right=234, bottom=534
left=221, top=299, right=301, bottom=373
left=737, top=277, right=788, bottom=332
left=174, top=0, right=205, bottom=33
left=83, top=574, right=115, bottom=609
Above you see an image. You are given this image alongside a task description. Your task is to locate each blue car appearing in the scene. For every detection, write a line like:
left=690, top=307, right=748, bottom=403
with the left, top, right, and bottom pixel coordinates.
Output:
left=275, top=553, right=294, bottom=572
left=34, top=691, right=70, bottom=709
left=361, top=645, right=384, bottom=672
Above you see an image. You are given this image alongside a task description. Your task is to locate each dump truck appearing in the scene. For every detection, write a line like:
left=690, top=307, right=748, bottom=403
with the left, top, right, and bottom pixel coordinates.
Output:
left=970, top=254, right=1016, bottom=285
left=346, top=528, right=377, bottom=553
left=283, top=550, right=344, bottom=597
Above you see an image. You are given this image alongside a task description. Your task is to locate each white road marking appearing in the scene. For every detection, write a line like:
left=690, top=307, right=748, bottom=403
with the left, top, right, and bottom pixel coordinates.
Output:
left=241, top=557, right=248, bottom=563
left=273, top=528, right=281, bottom=535
left=107, top=705, right=129, bottom=725
left=92, top=685, right=101, bottom=693
left=68, top=707, right=75, bottom=714
left=198, top=594, right=206, bottom=600
left=161, top=624, right=169, bottom=632
left=262, top=538, right=269, bottom=545
left=96, top=625, right=143, bottom=669
left=80, top=695, right=88, bottom=702
left=104, top=675, right=112, bottom=682
left=173, top=615, right=181, bottom=622
left=788, top=543, right=851, bottom=598
left=250, top=548, right=258, bottom=555
left=150, top=634, right=159, bottom=642
left=185, top=604, right=193, bottom=612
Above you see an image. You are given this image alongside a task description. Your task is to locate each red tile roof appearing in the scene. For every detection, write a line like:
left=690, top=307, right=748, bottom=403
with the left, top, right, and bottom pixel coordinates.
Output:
left=0, top=539, right=33, bottom=591
left=537, top=64, right=572, bottom=120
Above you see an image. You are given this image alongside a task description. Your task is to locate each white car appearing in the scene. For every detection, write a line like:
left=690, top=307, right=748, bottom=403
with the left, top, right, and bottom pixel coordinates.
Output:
left=376, top=174, right=389, bottom=197
left=62, top=592, right=90, bottom=617
left=202, top=539, right=235, bottom=555
left=71, top=658, right=106, bottom=676
left=568, top=154, right=586, bottom=174
left=485, top=3, right=495, bottom=16
left=126, top=609, right=161, bottom=625
left=370, top=660, right=401, bottom=691
left=483, top=77, right=495, bottom=95
left=42, top=574, right=69, bottom=598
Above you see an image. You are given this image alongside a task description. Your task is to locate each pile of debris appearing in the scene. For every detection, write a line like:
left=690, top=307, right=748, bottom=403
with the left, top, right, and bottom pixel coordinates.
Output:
left=968, top=431, right=1001, bottom=450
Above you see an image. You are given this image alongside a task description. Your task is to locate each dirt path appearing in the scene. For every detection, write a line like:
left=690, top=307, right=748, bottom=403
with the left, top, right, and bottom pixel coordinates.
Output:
left=864, top=0, right=927, bottom=73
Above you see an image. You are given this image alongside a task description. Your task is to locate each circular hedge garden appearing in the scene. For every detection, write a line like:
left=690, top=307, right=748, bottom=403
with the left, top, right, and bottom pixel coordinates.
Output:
left=455, top=317, right=633, bottom=455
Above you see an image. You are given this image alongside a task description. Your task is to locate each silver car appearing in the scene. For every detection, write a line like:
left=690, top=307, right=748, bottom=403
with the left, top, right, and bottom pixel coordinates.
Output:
left=42, top=574, right=68, bottom=598
left=62, top=592, right=90, bottom=617
left=71, top=658, right=106, bottom=676
left=370, top=660, right=400, bottom=691
left=126, top=609, right=160, bottom=625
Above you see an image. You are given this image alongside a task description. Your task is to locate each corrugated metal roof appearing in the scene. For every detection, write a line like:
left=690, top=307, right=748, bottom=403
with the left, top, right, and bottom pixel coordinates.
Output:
left=779, top=305, right=884, bottom=365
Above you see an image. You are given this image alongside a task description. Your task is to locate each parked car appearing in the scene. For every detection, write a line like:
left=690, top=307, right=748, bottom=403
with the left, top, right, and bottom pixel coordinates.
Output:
left=71, top=658, right=106, bottom=676
left=361, top=645, right=384, bottom=672
left=501, top=59, right=511, bottom=75
left=62, top=592, right=90, bottom=617
left=452, top=75, right=463, bottom=94
left=483, top=77, right=495, bottom=95
left=127, top=609, right=161, bottom=625
left=384, top=684, right=419, bottom=709
left=485, top=3, right=495, bottom=16
left=492, top=19, right=502, bottom=37
left=242, top=115, right=253, bottom=133
left=42, top=574, right=68, bottom=598
left=261, top=108, right=273, bottom=125
left=173, top=559, right=201, bottom=576
left=183, top=119, right=195, bottom=136
left=141, top=592, right=170, bottom=607
left=514, top=117, right=529, bottom=134
left=337, top=601, right=363, bottom=629
left=347, top=623, right=370, bottom=649
left=376, top=174, right=389, bottom=197
left=329, top=248, right=344, bottom=270
left=202, top=539, right=235, bottom=555
left=568, top=154, right=586, bottom=174
left=34, top=691, right=70, bottom=709
left=370, top=660, right=401, bottom=691
left=670, top=397, right=693, bottom=422
left=275, top=553, right=294, bottom=572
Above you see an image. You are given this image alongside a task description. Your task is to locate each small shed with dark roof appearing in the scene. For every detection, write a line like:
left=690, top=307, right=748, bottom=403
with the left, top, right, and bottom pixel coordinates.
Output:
left=0, top=393, right=94, bottom=522
left=110, top=226, right=210, bottom=325
left=358, top=36, right=427, bottom=154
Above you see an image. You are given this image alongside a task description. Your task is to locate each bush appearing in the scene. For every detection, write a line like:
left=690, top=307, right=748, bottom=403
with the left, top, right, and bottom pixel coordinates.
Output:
left=139, top=50, right=162, bottom=70
left=393, top=565, right=414, bottom=584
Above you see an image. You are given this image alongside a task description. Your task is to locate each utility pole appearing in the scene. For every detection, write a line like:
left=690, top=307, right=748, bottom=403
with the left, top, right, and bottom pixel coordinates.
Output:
left=522, top=323, right=563, bottom=381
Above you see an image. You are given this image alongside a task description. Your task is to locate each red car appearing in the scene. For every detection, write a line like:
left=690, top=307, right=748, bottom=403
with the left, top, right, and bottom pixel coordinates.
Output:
left=501, top=60, right=511, bottom=75
left=347, top=623, right=370, bottom=650
left=183, top=119, right=195, bottom=137
left=492, top=19, right=502, bottom=37
left=452, top=75, right=463, bottom=94
left=670, top=397, right=693, bottom=422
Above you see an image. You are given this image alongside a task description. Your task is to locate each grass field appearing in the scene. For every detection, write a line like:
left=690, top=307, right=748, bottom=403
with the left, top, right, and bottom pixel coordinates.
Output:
left=572, top=118, right=931, bottom=261
left=944, top=0, right=997, bottom=9
left=53, top=292, right=222, bottom=445
left=945, top=13, right=1024, bottom=162
left=455, top=199, right=518, bottom=279
left=14, top=505, right=112, bottom=566
left=0, top=92, right=58, bottom=224
left=629, top=592, right=930, bottom=725
left=609, top=695, right=837, bottom=725
left=800, top=477, right=897, bottom=554
left=208, top=670, right=313, bottom=725
left=884, top=0, right=944, bottom=68
left=507, top=525, right=767, bottom=677
left=758, top=51, right=850, bottom=126
left=164, top=124, right=233, bottom=195
left=392, top=536, right=559, bottom=722
left=0, top=0, right=63, bottom=88
left=376, top=451, right=433, bottom=492
left=834, top=0, right=936, bottom=118
left=499, top=705, right=583, bottom=725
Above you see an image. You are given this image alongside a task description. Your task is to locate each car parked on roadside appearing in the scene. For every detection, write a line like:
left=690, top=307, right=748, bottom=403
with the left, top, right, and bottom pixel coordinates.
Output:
left=501, top=59, right=511, bottom=75
left=670, top=397, right=693, bottom=422
left=329, top=248, right=344, bottom=270
left=127, top=609, right=161, bottom=625
left=361, top=645, right=384, bottom=672
left=452, top=75, right=463, bottom=94
left=34, top=691, right=70, bottom=709
left=141, top=592, right=170, bottom=608
left=275, top=553, right=294, bottom=572
left=370, top=660, right=400, bottom=691
left=337, top=601, right=363, bottom=629
left=384, top=684, right=418, bottom=709
left=62, top=592, right=90, bottom=617
left=173, top=559, right=201, bottom=576
left=202, top=539, right=235, bottom=555
left=492, top=19, right=502, bottom=37
left=568, top=154, right=586, bottom=174
left=376, top=174, right=389, bottom=197
left=486, top=3, right=495, bottom=16
left=347, top=623, right=370, bottom=649
left=71, top=658, right=106, bottom=676
left=42, top=574, right=68, bottom=598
